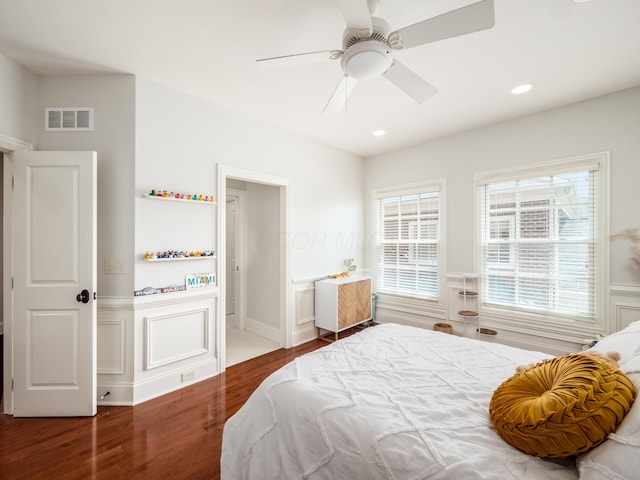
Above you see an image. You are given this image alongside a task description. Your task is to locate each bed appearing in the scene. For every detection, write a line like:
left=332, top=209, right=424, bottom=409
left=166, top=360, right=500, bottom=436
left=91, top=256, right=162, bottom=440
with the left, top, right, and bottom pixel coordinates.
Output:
left=221, top=322, right=640, bottom=479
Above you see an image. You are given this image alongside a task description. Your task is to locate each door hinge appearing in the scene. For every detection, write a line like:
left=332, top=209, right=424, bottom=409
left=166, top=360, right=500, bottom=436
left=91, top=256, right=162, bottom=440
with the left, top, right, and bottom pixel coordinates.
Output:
left=12, top=175, right=14, bottom=190
left=11, top=277, right=13, bottom=289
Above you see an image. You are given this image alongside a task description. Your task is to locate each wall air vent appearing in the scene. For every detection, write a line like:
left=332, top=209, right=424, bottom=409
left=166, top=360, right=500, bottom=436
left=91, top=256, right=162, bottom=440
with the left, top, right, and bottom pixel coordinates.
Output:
left=45, top=107, right=94, bottom=131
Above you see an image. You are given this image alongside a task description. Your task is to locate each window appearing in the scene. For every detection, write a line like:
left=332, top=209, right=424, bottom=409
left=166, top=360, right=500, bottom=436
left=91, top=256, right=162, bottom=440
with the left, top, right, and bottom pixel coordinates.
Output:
left=476, top=153, right=609, bottom=322
left=488, top=218, right=514, bottom=266
left=374, top=181, right=444, bottom=299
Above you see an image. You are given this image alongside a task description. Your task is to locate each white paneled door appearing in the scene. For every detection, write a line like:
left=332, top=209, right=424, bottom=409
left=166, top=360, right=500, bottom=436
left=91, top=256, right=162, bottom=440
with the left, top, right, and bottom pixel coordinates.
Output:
left=12, top=151, right=97, bottom=417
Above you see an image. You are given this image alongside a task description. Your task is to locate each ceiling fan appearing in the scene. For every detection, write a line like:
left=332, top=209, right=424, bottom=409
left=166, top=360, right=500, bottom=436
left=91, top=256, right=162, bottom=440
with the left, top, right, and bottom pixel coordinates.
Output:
left=256, top=0, right=495, bottom=113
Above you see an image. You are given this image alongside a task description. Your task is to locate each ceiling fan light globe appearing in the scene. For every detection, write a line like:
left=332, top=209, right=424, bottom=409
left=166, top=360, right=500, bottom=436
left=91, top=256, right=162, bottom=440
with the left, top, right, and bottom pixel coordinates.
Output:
left=340, top=40, right=392, bottom=80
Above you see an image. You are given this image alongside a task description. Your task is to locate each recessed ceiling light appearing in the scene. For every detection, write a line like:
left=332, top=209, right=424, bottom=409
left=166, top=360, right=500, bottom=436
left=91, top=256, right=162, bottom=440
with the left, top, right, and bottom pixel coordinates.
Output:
left=372, top=130, right=386, bottom=136
left=511, top=84, right=533, bottom=95
left=574, top=0, right=592, bottom=3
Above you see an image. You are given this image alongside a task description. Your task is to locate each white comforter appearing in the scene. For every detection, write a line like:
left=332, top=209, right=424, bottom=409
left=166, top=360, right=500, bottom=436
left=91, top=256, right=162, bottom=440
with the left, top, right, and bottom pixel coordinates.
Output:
left=221, top=323, right=578, bottom=479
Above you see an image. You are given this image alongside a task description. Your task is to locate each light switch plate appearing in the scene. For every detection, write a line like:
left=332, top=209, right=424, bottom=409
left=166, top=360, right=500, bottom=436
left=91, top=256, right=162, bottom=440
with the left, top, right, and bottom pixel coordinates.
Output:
left=105, top=258, right=126, bottom=274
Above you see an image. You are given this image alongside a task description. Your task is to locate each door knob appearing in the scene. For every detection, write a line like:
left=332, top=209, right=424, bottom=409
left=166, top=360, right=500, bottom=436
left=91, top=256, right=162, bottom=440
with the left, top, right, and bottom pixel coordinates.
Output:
left=76, top=289, right=90, bottom=303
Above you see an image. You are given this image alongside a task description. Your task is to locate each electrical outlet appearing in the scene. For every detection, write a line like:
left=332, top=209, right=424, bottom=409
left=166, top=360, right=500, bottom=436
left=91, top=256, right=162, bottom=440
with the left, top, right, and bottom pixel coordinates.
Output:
left=105, top=258, right=126, bottom=274
left=181, top=370, right=196, bottom=383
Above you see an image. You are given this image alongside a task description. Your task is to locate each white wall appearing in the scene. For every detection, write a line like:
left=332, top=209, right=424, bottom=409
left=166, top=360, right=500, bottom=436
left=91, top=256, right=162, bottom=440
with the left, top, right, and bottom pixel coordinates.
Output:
left=36, top=74, right=137, bottom=297
left=246, top=182, right=280, bottom=330
left=365, top=85, right=640, bottom=351
left=134, top=77, right=366, bottom=286
left=0, top=53, right=37, bottom=145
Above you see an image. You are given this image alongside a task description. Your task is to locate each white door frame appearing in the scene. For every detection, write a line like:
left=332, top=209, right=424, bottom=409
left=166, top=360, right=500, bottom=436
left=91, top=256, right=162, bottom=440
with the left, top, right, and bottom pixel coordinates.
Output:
left=225, top=188, right=246, bottom=330
left=0, top=133, right=33, bottom=414
left=217, top=165, right=292, bottom=371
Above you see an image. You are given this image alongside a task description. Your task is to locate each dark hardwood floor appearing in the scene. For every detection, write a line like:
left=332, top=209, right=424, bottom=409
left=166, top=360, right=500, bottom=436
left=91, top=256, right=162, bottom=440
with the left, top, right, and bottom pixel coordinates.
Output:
left=0, top=334, right=342, bottom=479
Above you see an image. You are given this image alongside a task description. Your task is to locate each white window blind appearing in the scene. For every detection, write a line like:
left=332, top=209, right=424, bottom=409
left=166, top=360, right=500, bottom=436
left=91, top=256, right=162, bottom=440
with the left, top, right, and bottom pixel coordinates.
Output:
left=479, top=163, right=601, bottom=320
left=375, top=187, right=441, bottom=298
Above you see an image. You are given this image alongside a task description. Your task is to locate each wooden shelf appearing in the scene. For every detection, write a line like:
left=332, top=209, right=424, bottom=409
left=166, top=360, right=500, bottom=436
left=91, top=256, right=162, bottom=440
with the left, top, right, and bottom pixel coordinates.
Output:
left=458, top=310, right=479, bottom=317
left=458, top=290, right=478, bottom=297
left=144, top=194, right=216, bottom=205
left=134, top=286, right=219, bottom=301
left=143, top=256, right=215, bottom=262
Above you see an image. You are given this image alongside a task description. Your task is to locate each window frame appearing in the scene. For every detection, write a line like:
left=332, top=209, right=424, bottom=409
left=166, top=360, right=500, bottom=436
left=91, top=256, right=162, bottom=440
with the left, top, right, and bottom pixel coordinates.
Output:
left=474, top=152, right=610, bottom=333
left=372, top=179, right=447, bottom=303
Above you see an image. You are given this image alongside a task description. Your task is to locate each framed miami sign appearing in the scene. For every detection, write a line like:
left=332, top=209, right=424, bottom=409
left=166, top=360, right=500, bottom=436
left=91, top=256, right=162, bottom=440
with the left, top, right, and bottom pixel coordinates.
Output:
left=185, top=272, right=216, bottom=289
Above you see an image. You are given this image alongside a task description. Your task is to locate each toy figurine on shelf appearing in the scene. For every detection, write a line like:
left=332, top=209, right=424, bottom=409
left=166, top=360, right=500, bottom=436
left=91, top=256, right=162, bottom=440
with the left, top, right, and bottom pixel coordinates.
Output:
left=134, top=287, right=160, bottom=296
left=315, top=271, right=352, bottom=281
left=161, top=284, right=186, bottom=293
left=147, top=189, right=215, bottom=203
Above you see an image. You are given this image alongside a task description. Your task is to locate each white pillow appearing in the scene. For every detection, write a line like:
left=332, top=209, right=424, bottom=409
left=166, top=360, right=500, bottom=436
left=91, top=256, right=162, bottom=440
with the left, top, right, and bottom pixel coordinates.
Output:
left=577, top=321, right=640, bottom=479
left=590, top=320, right=640, bottom=373
left=577, top=371, right=640, bottom=479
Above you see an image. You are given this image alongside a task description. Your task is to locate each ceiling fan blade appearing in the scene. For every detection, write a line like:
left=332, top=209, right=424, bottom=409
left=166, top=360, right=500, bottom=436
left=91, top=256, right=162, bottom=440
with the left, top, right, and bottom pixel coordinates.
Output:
left=336, top=0, right=373, bottom=37
left=323, top=74, right=357, bottom=113
left=256, top=50, right=342, bottom=70
left=383, top=60, right=437, bottom=104
left=388, top=0, right=495, bottom=50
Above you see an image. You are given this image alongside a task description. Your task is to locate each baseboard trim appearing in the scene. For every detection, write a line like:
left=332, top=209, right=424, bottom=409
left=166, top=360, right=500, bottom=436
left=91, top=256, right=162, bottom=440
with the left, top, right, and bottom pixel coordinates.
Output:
left=245, top=317, right=281, bottom=344
left=131, top=359, right=220, bottom=406
left=96, top=383, right=134, bottom=406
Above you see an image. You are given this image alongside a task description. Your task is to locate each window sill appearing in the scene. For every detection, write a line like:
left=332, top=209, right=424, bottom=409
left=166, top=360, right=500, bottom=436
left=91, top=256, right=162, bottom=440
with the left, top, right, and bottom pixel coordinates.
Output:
left=478, top=306, right=605, bottom=344
left=375, top=292, right=445, bottom=317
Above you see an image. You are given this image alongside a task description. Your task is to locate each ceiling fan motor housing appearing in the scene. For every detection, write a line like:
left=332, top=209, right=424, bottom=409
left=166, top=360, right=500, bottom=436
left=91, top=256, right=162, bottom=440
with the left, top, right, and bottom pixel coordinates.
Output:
left=341, top=17, right=392, bottom=80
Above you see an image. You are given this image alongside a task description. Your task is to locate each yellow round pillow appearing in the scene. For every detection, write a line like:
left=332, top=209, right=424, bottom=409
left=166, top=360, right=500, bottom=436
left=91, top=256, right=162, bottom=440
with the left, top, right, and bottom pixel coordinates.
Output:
left=489, top=353, right=636, bottom=458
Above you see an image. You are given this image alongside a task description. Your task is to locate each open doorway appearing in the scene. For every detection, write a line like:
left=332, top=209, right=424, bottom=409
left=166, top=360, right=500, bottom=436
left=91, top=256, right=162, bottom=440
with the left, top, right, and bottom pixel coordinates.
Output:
left=217, top=165, right=292, bottom=371
left=225, top=189, right=243, bottom=330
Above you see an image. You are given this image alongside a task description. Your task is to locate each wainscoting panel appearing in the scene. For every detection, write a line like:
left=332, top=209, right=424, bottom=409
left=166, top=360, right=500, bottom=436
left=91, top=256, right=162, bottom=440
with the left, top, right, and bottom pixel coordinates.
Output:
left=97, top=297, right=134, bottom=405
left=97, top=319, right=126, bottom=375
left=292, top=277, right=319, bottom=346
left=295, top=287, right=315, bottom=326
left=133, top=289, right=219, bottom=404
left=145, top=308, right=209, bottom=370
left=97, top=290, right=219, bottom=406
left=610, top=283, right=640, bottom=331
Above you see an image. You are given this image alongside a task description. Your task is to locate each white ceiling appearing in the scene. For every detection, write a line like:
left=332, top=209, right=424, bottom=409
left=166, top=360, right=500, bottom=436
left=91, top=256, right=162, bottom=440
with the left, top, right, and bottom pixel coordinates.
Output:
left=1, top=0, right=639, bottom=157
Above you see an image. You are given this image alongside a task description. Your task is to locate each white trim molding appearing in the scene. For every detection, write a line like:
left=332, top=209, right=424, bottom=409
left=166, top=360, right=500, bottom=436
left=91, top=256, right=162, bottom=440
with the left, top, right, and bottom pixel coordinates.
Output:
left=610, top=283, right=640, bottom=331
left=0, top=133, right=33, bottom=153
left=291, top=277, right=319, bottom=346
left=1, top=133, right=33, bottom=414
